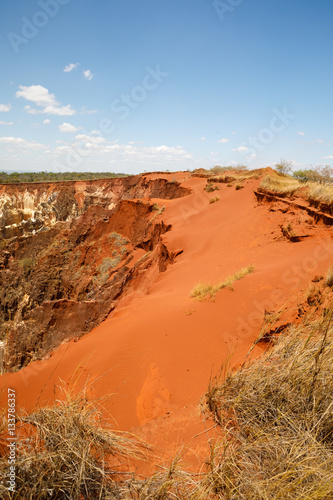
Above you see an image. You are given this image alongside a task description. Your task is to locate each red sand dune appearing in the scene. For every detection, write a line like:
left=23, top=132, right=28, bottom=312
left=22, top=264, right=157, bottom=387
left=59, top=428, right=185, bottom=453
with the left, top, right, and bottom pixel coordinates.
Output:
left=1, top=171, right=333, bottom=470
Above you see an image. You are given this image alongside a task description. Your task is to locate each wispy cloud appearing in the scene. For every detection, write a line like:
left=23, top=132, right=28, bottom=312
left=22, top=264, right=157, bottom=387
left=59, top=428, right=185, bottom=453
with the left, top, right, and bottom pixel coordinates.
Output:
left=0, top=121, right=13, bottom=125
left=0, top=136, right=46, bottom=150
left=83, top=69, right=93, bottom=80
left=59, top=122, right=82, bottom=133
left=297, top=131, right=305, bottom=136
left=43, top=118, right=51, bottom=124
left=0, top=104, right=12, bottom=112
left=16, top=85, right=76, bottom=116
left=322, top=156, right=333, bottom=160
left=232, top=145, right=248, bottom=152
left=80, top=107, right=98, bottom=114
left=218, top=138, right=229, bottom=143
left=63, top=62, right=79, bottom=73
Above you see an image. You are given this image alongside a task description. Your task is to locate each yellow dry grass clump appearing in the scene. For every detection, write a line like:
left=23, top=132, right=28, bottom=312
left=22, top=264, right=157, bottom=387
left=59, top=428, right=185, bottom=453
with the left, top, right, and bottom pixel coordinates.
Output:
left=191, top=265, right=255, bottom=301
left=205, top=307, right=333, bottom=499
left=307, top=182, right=333, bottom=204
left=259, top=173, right=301, bottom=195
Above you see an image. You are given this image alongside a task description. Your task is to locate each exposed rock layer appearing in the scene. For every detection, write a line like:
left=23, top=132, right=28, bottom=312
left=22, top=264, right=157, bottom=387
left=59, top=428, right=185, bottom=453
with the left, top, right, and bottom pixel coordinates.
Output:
left=0, top=176, right=190, bottom=371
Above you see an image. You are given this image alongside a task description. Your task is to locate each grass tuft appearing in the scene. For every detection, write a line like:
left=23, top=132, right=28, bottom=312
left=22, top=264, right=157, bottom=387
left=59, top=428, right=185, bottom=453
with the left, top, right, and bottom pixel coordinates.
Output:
left=325, top=265, right=333, bottom=288
left=191, top=265, right=254, bottom=301
left=307, top=182, right=333, bottom=204
left=204, top=308, right=333, bottom=498
left=0, top=391, right=149, bottom=500
left=259, top=173, right=301, bottom=196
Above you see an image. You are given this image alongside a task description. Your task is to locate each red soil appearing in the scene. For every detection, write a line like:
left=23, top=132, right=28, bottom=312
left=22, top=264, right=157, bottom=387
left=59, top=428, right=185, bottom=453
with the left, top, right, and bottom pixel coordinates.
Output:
left=1, top=171, right=333, bottom=471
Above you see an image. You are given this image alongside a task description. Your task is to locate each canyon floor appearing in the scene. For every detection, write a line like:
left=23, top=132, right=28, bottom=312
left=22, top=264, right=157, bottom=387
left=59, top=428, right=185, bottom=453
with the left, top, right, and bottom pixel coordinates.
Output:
left=1, top=169, right=333, bottom=476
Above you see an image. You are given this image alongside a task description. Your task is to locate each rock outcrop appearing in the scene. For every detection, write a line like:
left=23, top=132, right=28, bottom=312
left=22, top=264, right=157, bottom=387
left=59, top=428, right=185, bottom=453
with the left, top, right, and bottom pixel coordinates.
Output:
left=0, top=176, right=190, bottom=371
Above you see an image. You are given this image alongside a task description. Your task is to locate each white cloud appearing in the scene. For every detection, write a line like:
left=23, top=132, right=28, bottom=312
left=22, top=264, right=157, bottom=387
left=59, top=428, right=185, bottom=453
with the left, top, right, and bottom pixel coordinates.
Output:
left=83, top=69, right=93, bottom=80
left=16, top=85, right=75, bottom=116
left=231, top=131, right=237, bottom=135
left=0, top=104, right=12, bottom=112
left=297, top=131, right=305, bottom=136
left=80, top=107, right=98, bottom=114
left=322, top=156, right=333, bottom=159
left=0, top=121, right=13, bottom=125
left=63, top=62, right=79, bottom=72
left=218, top=138, right=229, bottom=143
left=0, top=136, right=46, bottom=150
left=315, top=139, right=324, bottom=144
left=43, top=118, right=51, bottom=124
left=59, top=122, right=81, bottom=133
left=232, top=146, right=248, bottom=152
left=201, top=136, right=206, bottom=141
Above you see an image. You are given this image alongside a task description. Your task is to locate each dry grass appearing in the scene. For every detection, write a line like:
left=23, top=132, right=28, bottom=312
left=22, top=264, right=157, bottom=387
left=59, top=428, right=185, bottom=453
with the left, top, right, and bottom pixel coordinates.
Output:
left=259, top=173, right=302, bottom=196
left=307, top=182, right=333, bottom=204
left=0, top=391, right=149, bottom=500
left=325, top=266, right=333, bottom=288
left=204, top=183, right=220, bottom=193
left=2, top=303, right=333, bottom=498
left=204, top=308, right=333, bottom=498
left=191, top=265, right=255, bottom=301
left=209, top=196, right=220, bottom=204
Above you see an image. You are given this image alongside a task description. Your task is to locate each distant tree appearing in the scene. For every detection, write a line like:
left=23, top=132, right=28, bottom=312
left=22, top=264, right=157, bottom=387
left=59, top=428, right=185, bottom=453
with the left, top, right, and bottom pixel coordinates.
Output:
left=293, top=165, right=333, bottom=185
left=275, top=158, right=293, bottom=176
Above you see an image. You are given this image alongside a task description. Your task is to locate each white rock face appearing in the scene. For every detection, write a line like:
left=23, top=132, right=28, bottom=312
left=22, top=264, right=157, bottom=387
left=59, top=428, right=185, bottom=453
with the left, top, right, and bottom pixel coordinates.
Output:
left=0, top=181, right=122, bottom=239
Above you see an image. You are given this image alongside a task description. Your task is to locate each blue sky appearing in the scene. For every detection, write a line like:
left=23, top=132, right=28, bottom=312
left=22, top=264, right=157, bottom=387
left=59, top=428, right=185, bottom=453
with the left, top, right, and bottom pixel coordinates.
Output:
left=0, top=0, right=332, bottom=174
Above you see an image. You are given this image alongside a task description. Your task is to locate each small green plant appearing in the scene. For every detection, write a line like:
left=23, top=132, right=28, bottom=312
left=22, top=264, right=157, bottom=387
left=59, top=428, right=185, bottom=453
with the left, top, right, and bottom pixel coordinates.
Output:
left=209, top=196, right=220, bottom=204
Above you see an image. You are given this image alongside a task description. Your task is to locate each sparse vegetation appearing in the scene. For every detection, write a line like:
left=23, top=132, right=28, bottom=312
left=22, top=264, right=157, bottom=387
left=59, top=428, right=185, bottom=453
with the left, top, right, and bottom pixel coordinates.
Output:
left=191, top=265, right=255, bottom=301
left=205, top=183, right=220, bottom=193
left=204, top=307, right=333, bottom=499
left=307, top=182, right=333, bottom=204
left=259, top=173, right=301, bottom=196
left=0, top=391, right=149, bottom=500
left=325, top=265, right=333, bottom=288
left=149, top=205, right=165, bottom=223
left=2, top=303, right=333, bottom=498
left=209, top=196, right=220, bottom=204
left=275, top=158, right=293, bottom=176
left=0, top=171, right=128, bottom=184
left=235, top=183, right=244, bottom=190
left=281, top=222, right=296, bottom=240
left=293, top=165, right=333, bottom=185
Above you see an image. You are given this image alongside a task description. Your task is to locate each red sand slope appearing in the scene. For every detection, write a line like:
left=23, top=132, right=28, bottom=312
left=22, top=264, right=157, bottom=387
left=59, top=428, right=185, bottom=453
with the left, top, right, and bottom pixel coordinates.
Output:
left=2, top=172, right=333, bottom=469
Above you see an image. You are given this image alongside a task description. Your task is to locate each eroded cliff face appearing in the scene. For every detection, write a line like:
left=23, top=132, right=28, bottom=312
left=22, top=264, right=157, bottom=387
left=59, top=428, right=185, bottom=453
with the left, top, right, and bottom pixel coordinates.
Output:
left=0, top=176, right=189, bottom=239
left=0, top=176, right=190, bottom=372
